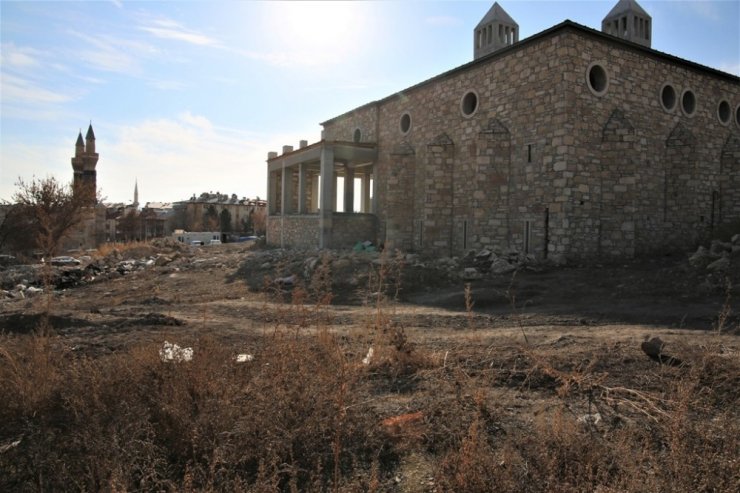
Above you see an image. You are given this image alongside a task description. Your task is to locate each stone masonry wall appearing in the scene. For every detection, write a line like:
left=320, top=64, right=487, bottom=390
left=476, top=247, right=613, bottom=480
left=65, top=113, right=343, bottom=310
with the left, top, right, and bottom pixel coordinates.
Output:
left=330, top=213, right=378, bottom=248
left=323, top=106, right=378, bottom=143
left=324, top=31, right=571, bottom=258
left=563, top=29, right=740, bottom=257
left=266, top=215, right=319, bottom=249
left=322, top=26, right=740, bottom=260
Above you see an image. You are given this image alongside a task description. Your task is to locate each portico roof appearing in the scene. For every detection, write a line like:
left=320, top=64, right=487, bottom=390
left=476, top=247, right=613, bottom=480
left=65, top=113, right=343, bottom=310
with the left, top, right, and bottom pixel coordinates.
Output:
left=267, top=140, right=376, bottom=172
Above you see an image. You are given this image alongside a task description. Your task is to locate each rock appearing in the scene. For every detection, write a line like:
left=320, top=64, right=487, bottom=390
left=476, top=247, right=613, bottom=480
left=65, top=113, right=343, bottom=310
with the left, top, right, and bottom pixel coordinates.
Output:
left=732, top=233, right=740, bottom=245
left=362, top=347, right=374, bottom=365
left=706, top=256, right=730, bottom=272
left=462, top=267, right=482, bottom=280
left=688, top=246, right=712, bottom=268
left=260, top=262, right=272, bottom=269
left=490, top=258, right=516, bottom=274
left=155, top=256, right=172, bottom=266
left=275, top=274, right=296, bottom=287
left=476, top=248, right=492, bottom=259
left=159, top=341, right=193, bottom=363
left=548, top=253, right=567, bottom=266
left=333, top=258, right=351, bottom=269
left=709, top=240, right=731, bottom=256
left=640, top=337, right=683, bottom=366
left=577, top=412, right=602, bottom=425
left=25, top=286, right=43, bottom=296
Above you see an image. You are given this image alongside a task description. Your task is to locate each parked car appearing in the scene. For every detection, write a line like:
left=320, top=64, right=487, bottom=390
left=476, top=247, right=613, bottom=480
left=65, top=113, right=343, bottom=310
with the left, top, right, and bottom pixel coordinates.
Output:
left=50, top=256, right=81, bottom=266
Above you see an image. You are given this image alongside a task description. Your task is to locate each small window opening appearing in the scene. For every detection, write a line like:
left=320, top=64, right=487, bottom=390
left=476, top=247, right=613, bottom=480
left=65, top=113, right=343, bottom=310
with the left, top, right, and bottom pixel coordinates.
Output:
left=718, top=100, right=731, bottom=124
left=587, top=63, right=608, bottom=96
left=463, top=220, right=468, bottom=250
left=461, top=91, right=478, bottom=117
left=524, top=220, right=532, bottom=254
left=736, top=104, right=740, bottom=128
left=353, top=128, right=362, bottom=142
left=400, top=113, right=411, bottom=134
left=418, top=220, right=423, bottom=247
left=681, top=89, right=696, bottom=116
left=661, top=84, right=677, bottom=111
left=527, top=144, right=533, bottom=163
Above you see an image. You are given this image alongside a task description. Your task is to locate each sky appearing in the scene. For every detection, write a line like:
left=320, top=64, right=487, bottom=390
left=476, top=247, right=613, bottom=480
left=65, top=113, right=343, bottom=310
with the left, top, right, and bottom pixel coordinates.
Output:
left=1, top=0, right=739, bottom=205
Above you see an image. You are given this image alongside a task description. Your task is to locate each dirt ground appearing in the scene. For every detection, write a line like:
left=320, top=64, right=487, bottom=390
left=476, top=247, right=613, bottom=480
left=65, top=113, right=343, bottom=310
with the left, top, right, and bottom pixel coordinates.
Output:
left=2, top=242, right=739, bottom=491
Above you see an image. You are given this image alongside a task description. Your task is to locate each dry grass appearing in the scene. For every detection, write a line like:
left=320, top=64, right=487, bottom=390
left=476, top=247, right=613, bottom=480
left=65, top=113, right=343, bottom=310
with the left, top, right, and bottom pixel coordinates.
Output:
left=1, top=252, right=739, bottom=492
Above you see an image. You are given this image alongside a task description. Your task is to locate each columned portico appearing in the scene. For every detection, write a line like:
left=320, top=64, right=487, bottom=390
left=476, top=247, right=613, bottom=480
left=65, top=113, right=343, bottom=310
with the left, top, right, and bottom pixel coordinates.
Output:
left=266, top=140, right=378, bottom=249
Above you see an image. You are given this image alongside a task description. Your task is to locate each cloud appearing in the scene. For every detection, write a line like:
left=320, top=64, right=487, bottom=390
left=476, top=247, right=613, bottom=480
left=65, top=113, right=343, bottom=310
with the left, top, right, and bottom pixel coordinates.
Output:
left=99, top=114, right=283, bottom=202
left=1, top=73, right=73, bottom=104
left=68, top=31, right=156, bottom=75
left=424, top=15, right=463, bottom=27
left=0, top=43, right=42, bottom=69
left=139, top=18, right=220, bottom=47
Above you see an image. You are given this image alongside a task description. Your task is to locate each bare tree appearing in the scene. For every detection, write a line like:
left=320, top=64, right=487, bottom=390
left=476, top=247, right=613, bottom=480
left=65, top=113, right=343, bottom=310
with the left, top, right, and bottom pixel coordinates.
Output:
left=8, top=176, right=96, bottom=258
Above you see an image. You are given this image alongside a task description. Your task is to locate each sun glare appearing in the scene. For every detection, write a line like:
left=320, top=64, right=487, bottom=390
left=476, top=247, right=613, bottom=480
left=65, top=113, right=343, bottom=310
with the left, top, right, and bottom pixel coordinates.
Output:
left=266, top=1, right=365, bottom=63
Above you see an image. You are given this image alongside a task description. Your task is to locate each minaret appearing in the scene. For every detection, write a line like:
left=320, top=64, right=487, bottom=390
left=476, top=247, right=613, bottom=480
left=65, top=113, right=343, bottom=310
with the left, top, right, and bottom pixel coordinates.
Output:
left=133, top=179, right=139, bottom=209
left=601, top=0, right=652, bottom=48
left=474, top=2, right=519, bottom=60
left=71, top=123, right=99, bottom=205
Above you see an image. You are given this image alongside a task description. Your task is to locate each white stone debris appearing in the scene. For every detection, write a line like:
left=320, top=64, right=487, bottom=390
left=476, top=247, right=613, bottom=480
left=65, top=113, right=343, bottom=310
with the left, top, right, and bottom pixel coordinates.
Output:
left=159, top=341, right=193, bottom=362
left=235, top=353, right=254, bottom=363
left=577, top=412, right=602, bottom=425
left=362, top=347, right=374, bottom=365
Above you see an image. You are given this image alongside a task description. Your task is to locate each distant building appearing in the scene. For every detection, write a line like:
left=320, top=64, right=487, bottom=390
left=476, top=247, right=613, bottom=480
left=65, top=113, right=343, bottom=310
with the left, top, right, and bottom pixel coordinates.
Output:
left=172, top=192, right=266, bottom=234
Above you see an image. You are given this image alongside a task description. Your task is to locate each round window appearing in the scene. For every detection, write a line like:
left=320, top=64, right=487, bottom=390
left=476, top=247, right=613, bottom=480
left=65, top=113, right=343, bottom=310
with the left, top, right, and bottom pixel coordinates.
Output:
left=586, top=63, right=608, bottom=96
left=400, top=113, right=411, bottom=134
left=353, top=128, right=362, bottom=142
left=681, top=89, right=696, bottom=116
left=717, top=100, right=731, bottom=125
left=461, top=91, right=478, bottom=117
left=660, top=84, right=677, bottom=112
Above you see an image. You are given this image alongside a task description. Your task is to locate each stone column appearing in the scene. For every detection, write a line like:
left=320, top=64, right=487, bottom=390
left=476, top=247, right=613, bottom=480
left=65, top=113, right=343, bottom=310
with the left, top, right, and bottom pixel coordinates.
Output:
left=268, top=171, right=278, bottom=215
left=361, top=173, right=371, bottom=213
left=371, top=164, right=378, bottom=214
left=297, top=163, right=307, bottom=214
left=281, top=165, right=293, bottom=214
left=319, top=145, right=334, bottom=248
left=311, top=173, right=319, bottom=212
left=344, top=167, right=355, bottom=213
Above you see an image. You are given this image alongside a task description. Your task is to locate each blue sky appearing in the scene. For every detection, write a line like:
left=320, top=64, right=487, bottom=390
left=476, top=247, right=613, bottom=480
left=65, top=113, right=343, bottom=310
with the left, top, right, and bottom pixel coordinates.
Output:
left=2, top=0, right=738, bottom=205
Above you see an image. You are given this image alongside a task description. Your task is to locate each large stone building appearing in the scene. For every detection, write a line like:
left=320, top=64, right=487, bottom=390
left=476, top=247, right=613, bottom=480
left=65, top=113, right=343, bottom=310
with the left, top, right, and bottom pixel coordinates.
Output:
left=266, top=0, right=740, bottom=259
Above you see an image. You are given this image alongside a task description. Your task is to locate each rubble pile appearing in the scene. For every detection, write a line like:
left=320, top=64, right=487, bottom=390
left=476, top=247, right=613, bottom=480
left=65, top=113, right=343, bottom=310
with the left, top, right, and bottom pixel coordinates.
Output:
left=687, top=234, right=740, bottom=292
left=0, top=249, right=194, bottom=301
left=234, top=246, right=549, bottom=302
